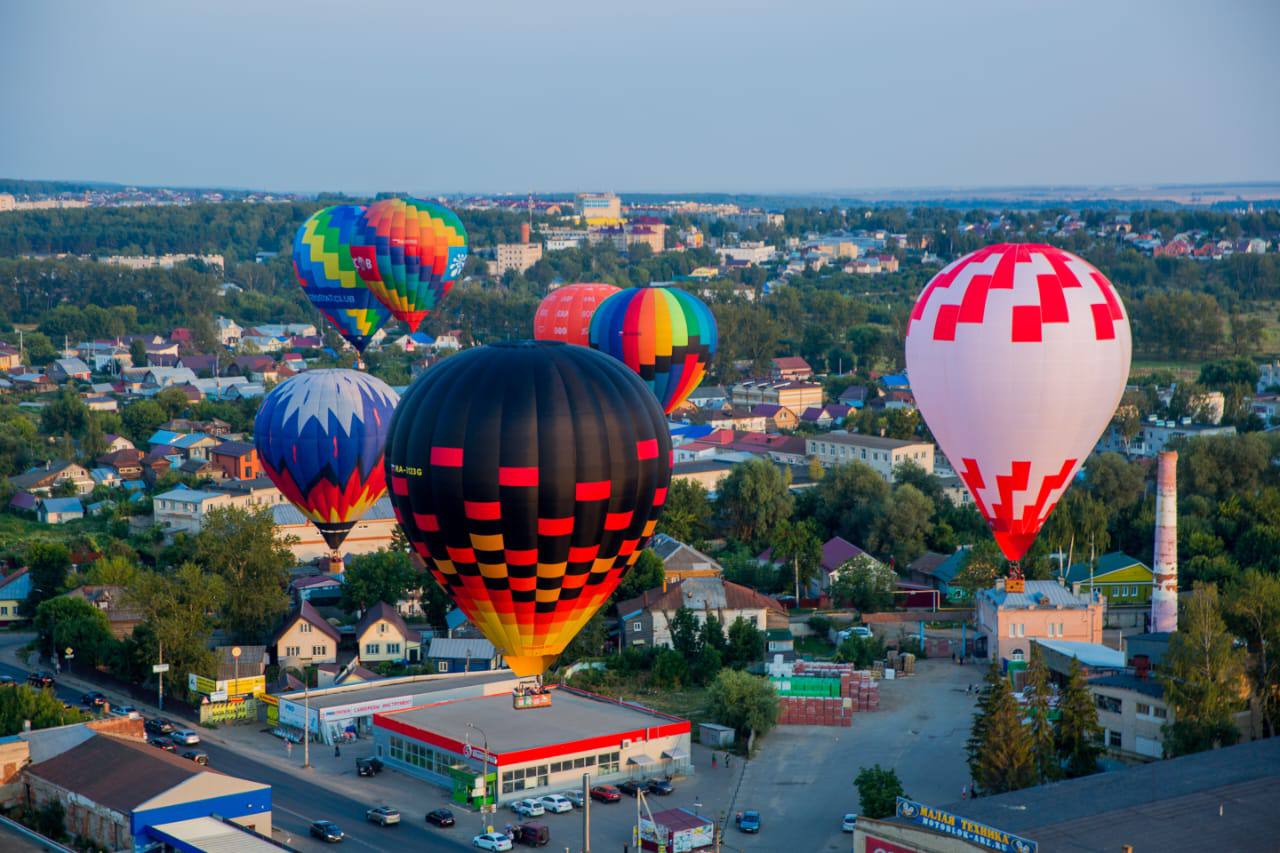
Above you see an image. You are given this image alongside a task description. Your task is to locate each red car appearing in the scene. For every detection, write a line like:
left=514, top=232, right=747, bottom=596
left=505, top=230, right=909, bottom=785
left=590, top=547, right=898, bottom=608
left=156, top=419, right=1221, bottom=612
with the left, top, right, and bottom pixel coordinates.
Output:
left=590, top=785, right=621, bottom=803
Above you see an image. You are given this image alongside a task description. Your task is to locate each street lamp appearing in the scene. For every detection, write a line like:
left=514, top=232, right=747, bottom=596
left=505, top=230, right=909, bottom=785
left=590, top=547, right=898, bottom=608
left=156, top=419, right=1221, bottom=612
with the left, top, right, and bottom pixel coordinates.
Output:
left=466, top=722, right=490, bottom=834
left=63, top=646, right=73, bottom=675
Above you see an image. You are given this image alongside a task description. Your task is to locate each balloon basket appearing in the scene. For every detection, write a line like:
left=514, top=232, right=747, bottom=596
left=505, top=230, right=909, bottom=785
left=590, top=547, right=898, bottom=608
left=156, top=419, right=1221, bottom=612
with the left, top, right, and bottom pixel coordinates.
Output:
left=512, top=678, right=552, bottom=710
left=1006, top=560, right=1025, bottom=593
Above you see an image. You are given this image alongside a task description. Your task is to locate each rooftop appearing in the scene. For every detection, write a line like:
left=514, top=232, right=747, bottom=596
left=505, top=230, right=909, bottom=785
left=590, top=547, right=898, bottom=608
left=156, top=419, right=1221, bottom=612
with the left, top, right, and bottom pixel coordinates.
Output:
left=1089, top=672, right=1166, bottom=699
left=25, top=734, right=207, bottom=813
left=1032, top=638, right=1126, bottom=669
left=1065, top=551, right=1151, bottom=584
left=978, top=579, right=1094, bottom=610
left=281, top=670, right=512, bottom=712
left=815, top=432, right=932, bottom=450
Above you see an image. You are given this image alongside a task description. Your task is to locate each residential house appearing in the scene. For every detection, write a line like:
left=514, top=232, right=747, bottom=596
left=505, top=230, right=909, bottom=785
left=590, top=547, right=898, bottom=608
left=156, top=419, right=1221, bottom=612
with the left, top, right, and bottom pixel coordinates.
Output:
left=39, top=497, right=84, bottom=524
left=48, top=357, right=93, bottom=383
left=1087, top=673, right=1172, bottom=759
left=217, top=317, right=242, bottom=347
left=83, top=395, right=118, bottom=412
left=731, top=432, right=809, bottom=465
left=152, top=481, right=285, bottom=536
left=162, top=418, right=232, bottom=437
left=975, top=580, right=1105, bottom=665
left=191, top=376, right=248, bottom=399
left=64, top=585, right=143, bottom=638
left=1096, top=419, right=1236, bottom=459
left=937, top=475, right=973, bottom=508
left=686, top=385, right=729, bottom=410
left=616, top=577, right=787, bottom=649
left=730, top=379, right=824, bottom=412
left=799, top=407, right=834, bottom=429
left=837, top=385, right=869, bottom=409
left=648, top=533, right=723, bottom=582
left=749, top=403, right=799, bottom=431
left=177, top=457, right=222, bottom=480
left=10, top=373, right=54, bottom=393
left=97, top=449, right=144, bottom=479
left=0, top=567, right=32, bottom=624
left=670, top=460, right=735, bottom=494
left=1065, top=552, right=1155, bottom=610
left=290, top=575, right=343, bottom=606
left=770, top=356, right=814, bottom=382
left=226, top=382, right=265, bottom=400
left=209, top=441, right=259, bottom=480
left=139, top=449, right=173, bottom=485
left=8, top=491, right=39, bottom=514
left=272, top=601, right=340, bottom=669
left=0, top=342, right=22, bottom=370
left=148, top=430, right=219, bottom=461
left=759, top=535, right=873, bottom=596
left=426, top=637, right=501, bottom=674
left=9, top=461, right=94, bottom=496
left=230, top=355, right=278, bottom=383
left=806, top=433, right=934, bottom=482
left=177, top=354, right=221, bottom=377
left=907, top=548, right=970, bottom=604
left=141, top=367, right=198, bottom=390
left=355, top=601, right=423, bottom=664
left=703, top=407, right=767, bottom=432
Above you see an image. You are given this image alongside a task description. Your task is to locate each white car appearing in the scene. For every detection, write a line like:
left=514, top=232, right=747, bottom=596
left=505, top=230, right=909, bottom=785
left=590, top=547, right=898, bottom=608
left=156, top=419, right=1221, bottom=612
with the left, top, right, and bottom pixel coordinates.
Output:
left=842, top=813, right=858, bottom=832
left=851, top=626, right=873, bottom=638
left=561, top=790, right=585, bottom=808
left=473, top=832, right=513, bottom=851
left=170, top=729, right=200, bottom=746
left=510, top=798, right=545, bottom=817
left=539, top=794, right=573, bottom=813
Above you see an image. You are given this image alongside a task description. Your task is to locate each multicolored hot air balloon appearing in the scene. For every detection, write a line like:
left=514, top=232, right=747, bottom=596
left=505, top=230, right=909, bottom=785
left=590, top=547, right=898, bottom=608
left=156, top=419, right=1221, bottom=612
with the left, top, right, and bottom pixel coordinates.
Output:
left=385, top=341, right=672, bottom=677
left=533, top=282, right=620, bottom=346
left=904, top=243, right=1131, bottom=569
left=254, top=369, right=400, bottom=550
left=350, top=198, right=468, bottom=333
left=292, top=205, right=392, bottom=353
left=588, top=285, right=717, bottom=414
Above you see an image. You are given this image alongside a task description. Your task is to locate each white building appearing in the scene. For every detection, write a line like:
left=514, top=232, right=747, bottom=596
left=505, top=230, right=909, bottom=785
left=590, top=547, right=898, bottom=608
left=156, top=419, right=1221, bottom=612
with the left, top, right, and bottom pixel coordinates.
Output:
left=152, top=481, right=286, bottom=536
left=272, top=497, right=399, bottom=562
left=805, top=433, right=935, bottom=482
left=716, top=242, right=776, bottom=266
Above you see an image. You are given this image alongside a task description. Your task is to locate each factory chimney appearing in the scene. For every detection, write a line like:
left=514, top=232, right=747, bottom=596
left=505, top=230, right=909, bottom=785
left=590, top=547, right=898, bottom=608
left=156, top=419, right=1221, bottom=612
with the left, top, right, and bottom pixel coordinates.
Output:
left=520, top=221, right=531, bottom=244
left=1151, top=451, right=1178, bottom=632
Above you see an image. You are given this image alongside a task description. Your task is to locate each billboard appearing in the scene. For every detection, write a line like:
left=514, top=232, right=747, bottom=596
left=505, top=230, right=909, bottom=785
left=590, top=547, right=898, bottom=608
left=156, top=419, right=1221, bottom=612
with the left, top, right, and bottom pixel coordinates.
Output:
left=895, top=798, right=1037, bottom=853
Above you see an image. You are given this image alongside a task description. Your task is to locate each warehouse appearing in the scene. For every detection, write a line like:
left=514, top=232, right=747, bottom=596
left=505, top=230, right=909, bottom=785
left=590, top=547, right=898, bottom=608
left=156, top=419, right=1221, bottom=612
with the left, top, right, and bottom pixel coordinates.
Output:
left=277, top=670, right=516, bottom=744
left=372, top=686, right=692, bottom=805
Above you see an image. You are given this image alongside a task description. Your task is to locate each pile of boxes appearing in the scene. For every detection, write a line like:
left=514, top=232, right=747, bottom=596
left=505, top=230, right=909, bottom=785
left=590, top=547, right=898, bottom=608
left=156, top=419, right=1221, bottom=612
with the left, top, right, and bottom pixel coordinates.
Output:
left=773, top=661, right=880, bottom=726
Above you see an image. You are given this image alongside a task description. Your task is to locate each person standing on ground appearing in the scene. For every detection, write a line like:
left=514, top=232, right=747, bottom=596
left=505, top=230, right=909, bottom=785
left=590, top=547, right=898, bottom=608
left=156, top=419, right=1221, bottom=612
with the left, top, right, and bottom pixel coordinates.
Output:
left=334, top=743, right=341, bottom=758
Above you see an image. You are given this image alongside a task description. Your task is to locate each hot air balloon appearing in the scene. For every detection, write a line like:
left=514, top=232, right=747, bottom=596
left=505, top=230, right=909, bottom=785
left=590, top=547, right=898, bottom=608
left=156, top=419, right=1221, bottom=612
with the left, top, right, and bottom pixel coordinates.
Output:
left=385, top=341, right=672, bottom=679
left=350, top=198, right=468, bottom=333
left=532, top=282, right=620, bottom=346
left=904, top=243, right=1131, bottom=584
left=292, top=205, right=392, bottom=353
left=588, top=285, right=717, bottom=414
left=254, top=369, right=400, bottom=551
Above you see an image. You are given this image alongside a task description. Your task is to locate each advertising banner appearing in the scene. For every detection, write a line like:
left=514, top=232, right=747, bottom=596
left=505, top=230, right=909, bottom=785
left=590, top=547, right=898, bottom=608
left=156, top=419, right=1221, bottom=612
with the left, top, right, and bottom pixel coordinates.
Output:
left=319, top=694, right=414, bottom=722
left=864, top=836, right=918, bottom=853
left=199, top=698, right=256, bottom=725
left=188, top=673, right=217, bottom=694
left=895, top=798, right=1037, bottom=853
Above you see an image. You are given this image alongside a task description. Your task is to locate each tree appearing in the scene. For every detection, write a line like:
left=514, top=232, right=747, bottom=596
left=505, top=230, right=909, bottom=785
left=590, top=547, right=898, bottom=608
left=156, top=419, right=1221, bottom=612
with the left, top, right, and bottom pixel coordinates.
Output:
left=22, top=541, right=71, bottom=617
left=193, top=506, right=294, bottom=642
left=1224, top=569, right=1280, bottom=737
left=33, top=597, right=116, bottom=666
left=834, top=632, right=886, bottom=668
left=706, top=669, right=779, bottom=744
left=1057, top=657, right=1103, bottom=777
left=616, top=548, right=664, bottom=602
left=559, top=612, right=608, bottom=665
left=1160, top=583, right=1246, bottom=756
left=853, top=764, right=905, bottom=819
left=726, top=615, right=764, bottom=669
left=700, top=613, right=727, bottom=655
left=691, top=642, right=724, bottom=685
left=125, top=563, right=226, bottom=702
left=190, top=313, right=220, bottom=353
left=656, top=479, right=713, bottom=544
left=809, top=461, right=890, bottom=546
left=1025, top=645, right=1061, bottom=783
left=129, top=338, right=148, bottom=367
left=121, top=399, right=167, bottom=444
left=40, top=388, right=89, bottom=438
left=669, top=606, right=702, bottom=660
left=874, top=483, right=934, bottom=565
left=828, top=555, right=896, bottom=612
left=717, top=458, right=793, bottom=548
left=340, top=549, right=420, bottom=613
left=652, top=647, right=690, bottom=688
left=82, top=413, right=108, bottom=461
left=154, top=386, right=192, bottom=419
left=1084, top=452, right=1146, bottom=509
left=1198, top=356, right=1259, bottom=391
left=967, top=661, right=1037, bottom=795
left=0, top=686, right=86, bottom=738
left=770, top=518, right=823, bottom=599
left=950, top=543, right=1003, bottom=599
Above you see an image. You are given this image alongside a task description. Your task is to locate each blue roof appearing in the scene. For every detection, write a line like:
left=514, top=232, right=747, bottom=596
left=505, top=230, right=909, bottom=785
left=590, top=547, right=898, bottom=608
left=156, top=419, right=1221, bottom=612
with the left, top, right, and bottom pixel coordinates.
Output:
left=0, top=569, right=32, bottom=599
left=272, top=496, right=395, bottom=525
left=122, top=480, right=146, bottom=492
left=881, top=373, right=910, bottom=388
left=1065, top=552, right=1151, bottom=585
left=41, top=497, right=84, bottom=513
left=90, top=468, right=117, bottom=482
left=147, top=429, right=182, bottom=446
left=445, top=608, right=470, bottom=630
left=172, top=432, right=212, bottom=448
left=933, top=546, right=969, bottom=584
left=155, top=487, right=223, bottom=503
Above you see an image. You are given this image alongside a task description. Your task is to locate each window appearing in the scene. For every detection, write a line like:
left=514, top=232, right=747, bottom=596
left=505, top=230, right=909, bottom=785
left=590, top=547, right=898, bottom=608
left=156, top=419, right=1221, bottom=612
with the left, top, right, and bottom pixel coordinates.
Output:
left=387, top=643, right=401, bottom=654
left=378, top=623, right=387, bottom=634
left=633, top=621, right=643, bottom=632
left=1096, top=694, right=1121, bottom=713
left=300, top=622, right=312, bottom=633
left=0, top=606, right=7, bottom=615
left=1108, top=730, right=1122, bottom=748
left=1011, top=649, right=1024, bottom=662
left=1008, top=623, right=1016, bottom=638
left=438, top=662, right=448, bottom=672
left=312, top=645, right=326, bottom=656
left=1136, top=702, right=1150, bottom=716
left=1016, top=623, right=1025, bottom=638
left=366, top=643, right=380, bottom=655
left=285, top=645, right=300, bottom=657
left=1154, top=706, right=1168, bottom=719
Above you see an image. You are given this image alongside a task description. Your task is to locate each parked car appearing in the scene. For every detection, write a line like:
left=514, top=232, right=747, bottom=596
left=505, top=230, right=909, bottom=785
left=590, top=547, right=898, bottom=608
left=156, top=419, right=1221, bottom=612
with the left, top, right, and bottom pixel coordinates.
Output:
left=366, top=806, right=400, bottom=826
left=148, top=737, right=177, bottom=752
left=851, top=626, right=873, bottom=638
left=145, top=718, right=176, bottom=736
left=589, top=785, right=620, bottom=803
left=510, top=798, right=545, bottom=818
left=310, top=821, right=344, bottom=843
left=182, top=750, right=209, bottom=765
left=111, top=705, right=140, bottom=718
left=617, top=780, right=644, bottom=797
left=841, top=813, right=858, bottom=832
left=80, top=691, right=107, bottom=708
left=425, top=808, right=455, bottom=827
left=515, top=823, right=550, bottom=847
left=561, top=790, right=585, bottom=808
left=26, top=672, right=55, bottom=690
left=736, top=810, right=761, bottom=833
left=645, top=779, right=674, bottom=796
left=357, top=756, right=384, bottom=776
left=472, top=832, right=513, bottom=851
left=170, top=729, right=200, bottom=746
left=538, top=794, right=573, bottom=814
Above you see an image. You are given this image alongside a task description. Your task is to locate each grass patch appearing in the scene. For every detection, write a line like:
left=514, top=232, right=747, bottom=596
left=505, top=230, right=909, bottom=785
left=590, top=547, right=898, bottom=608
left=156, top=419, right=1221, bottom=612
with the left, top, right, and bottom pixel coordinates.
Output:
left=0, top=512, right=115, bottom=552
left=793, top=636, right=836, bottom=659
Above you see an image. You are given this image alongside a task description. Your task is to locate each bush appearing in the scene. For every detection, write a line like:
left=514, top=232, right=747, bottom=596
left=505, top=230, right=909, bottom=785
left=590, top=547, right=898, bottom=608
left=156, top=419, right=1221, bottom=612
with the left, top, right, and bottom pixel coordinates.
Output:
left=652, top=648, right=690, bottom=688
left=834, top=634, right=885, bottom=669
left=34, top=799, right=67, bottom=841
left=854, top=764, right=905, bottom=819
left=807, top=615, right=832, bottom=635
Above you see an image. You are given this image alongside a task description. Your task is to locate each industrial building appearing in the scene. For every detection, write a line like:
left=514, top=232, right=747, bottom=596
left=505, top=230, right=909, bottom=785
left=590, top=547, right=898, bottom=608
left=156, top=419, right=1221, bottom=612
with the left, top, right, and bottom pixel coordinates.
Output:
left=372, top=686, right=692, bottom=806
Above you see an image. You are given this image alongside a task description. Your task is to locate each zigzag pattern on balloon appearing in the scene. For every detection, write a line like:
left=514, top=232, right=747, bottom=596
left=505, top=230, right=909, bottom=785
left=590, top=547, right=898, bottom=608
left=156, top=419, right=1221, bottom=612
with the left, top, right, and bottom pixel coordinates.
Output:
left=292, top=205, right=392, bottom=353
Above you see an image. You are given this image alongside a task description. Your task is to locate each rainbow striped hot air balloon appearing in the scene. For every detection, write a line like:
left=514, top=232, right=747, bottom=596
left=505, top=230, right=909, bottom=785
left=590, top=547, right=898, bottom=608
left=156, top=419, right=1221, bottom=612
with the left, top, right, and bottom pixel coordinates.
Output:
left=588, top=284, right=718, bottom=414
left=254, top=370, right=399, bottom=550
left=292, top=205, right=392, bottom=353
left=350, top=198, right=468, bottom=333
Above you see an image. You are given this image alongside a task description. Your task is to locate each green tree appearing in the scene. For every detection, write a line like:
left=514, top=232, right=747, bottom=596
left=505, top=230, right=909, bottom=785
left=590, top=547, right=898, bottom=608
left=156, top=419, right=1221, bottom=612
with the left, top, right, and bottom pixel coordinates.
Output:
left=1025, top=645, right=1061, bottom=783
left=1160, top=582, right=1246, bottom=756
left=129, top=338, right=148, bottom=367
left=22, top=541, right=71, bottom=617
left=1084, top=452, right=1146, bottom=509
left=33, top=596, right=116, bottom=666
left=874, top=483, right=934, bottom=566
left=1057, top=657, right=1103, bottom=777
left=559, top=612, right=608, bottom=665
left=828, top=555, right=896, bottom=612
left=701, top=613, right=727, bottom=655
left=809, top=461, right=890, bottom=546
left=0, top=686, right=86, bottom=738
left=154, top=386, right=192, bottom=419
left=1198, top=356, right=1259, bottom=391
left=717, top=458, right=793, bottom=548
left=853, top=764, right=906, bottom=819
left=652, top=647, right=690, bottom=688
left=340, top=548, right=420, bottom=613
left=193, top=506, right=294, bottom=642
left=726, top=615, right=764, bottom=669
left=616, top=548, right=664, bottom=601
left=968, top=661, right=1037, bottom=795
left=1224, top=569, right=1280, bottom=737
left=669, top=606, right=702, bottom=660
left=771, top=517, right=823, bottom=599
left=691, top=642, right=724, bottom=685
left=121, top=399, right=168, bottom=444
left=950, top=543, right=1003, bottom=599
left=656, top=479, right=713, bottom=544
left=40, top=388, right=89, bottom=438
left=706, top=669, right=779, bottom=744
left=834, top=632, right=886, bottom=668
left=125, top=563, right=226, bottom=702
left=82, top=413, right=108, bottom=461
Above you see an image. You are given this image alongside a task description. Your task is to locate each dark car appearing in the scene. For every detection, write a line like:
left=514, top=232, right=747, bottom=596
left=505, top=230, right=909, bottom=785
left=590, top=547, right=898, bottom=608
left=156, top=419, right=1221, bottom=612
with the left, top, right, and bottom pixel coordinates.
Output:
left=182, top=750, right=209, bottom=765
left=736, top=810, right=761, bottom=833
left=590, top=785, right=621, bottom=803
left=425, top=808, right=455, bottom=827
left=148, top=737, right=177, bottom=752
left=26, top=672, right=55, bottom=690
left=80, top=691, right=107, bottom=708
left=645, top=779, right=674, bottom=796
left=356, top=756, right=384, bottom=777
left=617, top=780, right=644, bottom=797
left=515, top=823, right=550, bottom=847
left=145, top=718, right=177, bottom=736
left=310, top=820, right=344, bottom=843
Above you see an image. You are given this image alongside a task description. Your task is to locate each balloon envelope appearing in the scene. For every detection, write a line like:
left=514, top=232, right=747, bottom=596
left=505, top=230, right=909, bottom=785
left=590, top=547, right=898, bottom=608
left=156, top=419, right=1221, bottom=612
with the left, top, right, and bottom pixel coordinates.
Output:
left=904, top=243, right=1131, bottom=561
left=350, top=198, right=468, bottom=333
left=254, top=369, right=400, bottom=549
left=533, top=282, right=620, bottom=347
left=588, top=285, right=717, bottom=414
left=292, top=205, right=393, bottom=353
left=385, top=341, right=672, bottom=677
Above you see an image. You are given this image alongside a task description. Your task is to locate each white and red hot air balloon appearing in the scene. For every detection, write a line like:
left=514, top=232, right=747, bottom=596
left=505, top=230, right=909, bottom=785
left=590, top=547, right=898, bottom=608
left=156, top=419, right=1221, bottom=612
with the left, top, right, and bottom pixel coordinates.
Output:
left=904, top=243, right=1131, bottom=587
left=533, top=282, right=620, bottom=347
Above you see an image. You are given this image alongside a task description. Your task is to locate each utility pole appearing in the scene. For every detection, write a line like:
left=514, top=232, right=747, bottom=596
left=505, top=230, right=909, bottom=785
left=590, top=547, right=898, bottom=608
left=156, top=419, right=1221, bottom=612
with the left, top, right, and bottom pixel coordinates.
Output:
left=303, top=680, right=311, bottom=769
left=582, top=772, right=591, bottom=853
left=157, top=640, right=164, bottom=711
left=468, top=722, right=490, bottom=834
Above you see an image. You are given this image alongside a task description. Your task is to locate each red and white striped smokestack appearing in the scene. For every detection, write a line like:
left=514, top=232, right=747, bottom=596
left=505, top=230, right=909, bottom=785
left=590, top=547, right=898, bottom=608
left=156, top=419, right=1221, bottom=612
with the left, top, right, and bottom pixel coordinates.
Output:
left=1151, top=450, right=1178, bottom=633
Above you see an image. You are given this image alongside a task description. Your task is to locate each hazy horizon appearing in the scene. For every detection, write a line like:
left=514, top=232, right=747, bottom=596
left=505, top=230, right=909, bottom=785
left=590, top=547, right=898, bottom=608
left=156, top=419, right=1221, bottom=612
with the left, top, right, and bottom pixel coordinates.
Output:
left=3, top=0, right=1278, bottom=195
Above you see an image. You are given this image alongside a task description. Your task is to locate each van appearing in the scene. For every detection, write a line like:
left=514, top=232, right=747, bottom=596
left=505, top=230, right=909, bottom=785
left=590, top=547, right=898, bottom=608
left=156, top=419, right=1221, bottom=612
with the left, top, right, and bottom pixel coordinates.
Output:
left=516, top=823, right=550, bottom=847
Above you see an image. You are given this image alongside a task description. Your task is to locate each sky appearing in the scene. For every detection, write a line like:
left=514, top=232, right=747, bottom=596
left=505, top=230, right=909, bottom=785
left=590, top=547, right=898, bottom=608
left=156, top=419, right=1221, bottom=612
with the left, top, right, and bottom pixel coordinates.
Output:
left=2, top=0, right=1278, bottom=195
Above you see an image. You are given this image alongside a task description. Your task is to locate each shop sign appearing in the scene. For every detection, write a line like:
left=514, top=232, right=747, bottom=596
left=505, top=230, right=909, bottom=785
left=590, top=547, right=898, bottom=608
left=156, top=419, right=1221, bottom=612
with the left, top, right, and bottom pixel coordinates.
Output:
left=188, top=673, right=217, bottom=694
left=895, top=798, right=1037, bottom=853
left=200, top=698, right=256, bottom=725
left=462, top=742, right=496, bottom=765
left=318, top=694, right=413, bottom=721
